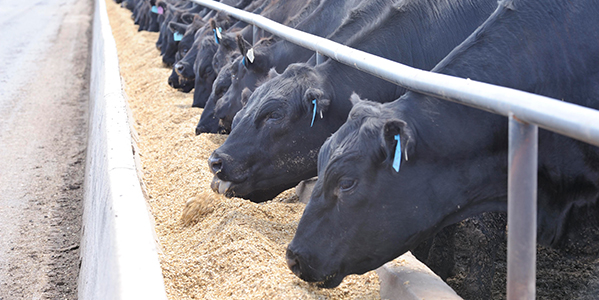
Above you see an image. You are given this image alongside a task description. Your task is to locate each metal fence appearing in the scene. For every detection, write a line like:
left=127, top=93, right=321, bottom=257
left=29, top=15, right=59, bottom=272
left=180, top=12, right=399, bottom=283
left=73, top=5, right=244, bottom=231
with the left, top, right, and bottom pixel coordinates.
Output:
left=188, top=0, right=599, bottom=298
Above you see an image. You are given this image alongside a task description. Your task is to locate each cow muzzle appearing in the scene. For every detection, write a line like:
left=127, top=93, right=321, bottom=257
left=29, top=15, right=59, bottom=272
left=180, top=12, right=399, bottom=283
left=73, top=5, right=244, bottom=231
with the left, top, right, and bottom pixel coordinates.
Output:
left=210, top=176, right=232, bottom=195
left=286, top=248, right=303, bottom=278
left=286, top=247, right=343, bottom=288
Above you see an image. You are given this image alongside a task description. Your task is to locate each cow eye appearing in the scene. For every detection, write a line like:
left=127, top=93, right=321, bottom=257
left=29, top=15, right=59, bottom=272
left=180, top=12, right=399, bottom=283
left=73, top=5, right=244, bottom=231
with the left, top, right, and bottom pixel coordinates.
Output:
left=216, top=86, right=226, bottom=97
left=338, top=179, right=357, bottom=193
left=267, top=111, right=284, bottom=122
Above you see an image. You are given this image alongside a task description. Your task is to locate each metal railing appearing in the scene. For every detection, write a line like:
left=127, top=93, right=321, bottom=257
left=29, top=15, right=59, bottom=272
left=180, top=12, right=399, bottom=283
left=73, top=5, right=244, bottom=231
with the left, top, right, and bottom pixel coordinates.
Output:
left=190, top=0, right=599, bottom=298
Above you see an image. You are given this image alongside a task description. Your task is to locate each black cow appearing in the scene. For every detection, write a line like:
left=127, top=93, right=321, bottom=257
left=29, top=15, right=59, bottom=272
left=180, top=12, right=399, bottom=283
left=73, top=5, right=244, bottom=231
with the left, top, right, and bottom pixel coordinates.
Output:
left=135, top=0, right=161, bottom=32
left=210, top=36, right=276, bottom=132
left=189, top=0, right=319, bottom=108
left=212, top=21, right=255, bottom=74
left=179, top=14, right=247, bottom=107
left=208, top=0, right=498, bottom=202
left=156, top=1, right=199, bottom=54
left=196, top=57, right=241, bottom=135
left=166, top=16, right=206, bottom=92
left=162, top=13, right=202, bottom=68
left=286, top=0, right=599, bottom=291
left=192, top=36, right=220, bottom=108
left=205, top=0, right=391, bottom=134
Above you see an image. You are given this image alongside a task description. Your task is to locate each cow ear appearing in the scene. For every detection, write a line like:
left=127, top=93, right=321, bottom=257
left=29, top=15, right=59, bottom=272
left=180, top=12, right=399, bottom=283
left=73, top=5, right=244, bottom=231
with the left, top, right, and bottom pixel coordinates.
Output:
left=241, top=88, right=252, bottom=107
left=349, top=92, right=363, bottom=108
left=236, top=34, right=248, bottom=56
left=168, top=21, right=188, bottom=35
left=181, top=13, right=195, bottom=25
left=157, top=1, right=168, bottom=12
left=305, top=88, right=331, bottom=126
left=210, top=19, right=223, bottom=45
left=236, top=34, right=254, bottom=67
left=268, top=68, right=280, bottom=79
left=383, top=119, right=414, bottom=172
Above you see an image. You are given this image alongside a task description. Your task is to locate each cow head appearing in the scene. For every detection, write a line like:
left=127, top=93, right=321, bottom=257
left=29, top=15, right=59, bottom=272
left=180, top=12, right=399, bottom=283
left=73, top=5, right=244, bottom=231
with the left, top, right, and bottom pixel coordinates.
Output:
left=208, top=63, right=351, bottom=202
left=212, top=36, right=275, bottom=133
left=168, top=16, right=205, bottom=93
left=174, top=14, right=205, bottom=63
left=196, top=58, right=238, bottom=135
left=211, top=19, right=240, bottom=74
left=286, top=94, right=508, bottom=287
left=192, top=36, right=219, bottom=108
left=285, top=96, right=428, bottom=287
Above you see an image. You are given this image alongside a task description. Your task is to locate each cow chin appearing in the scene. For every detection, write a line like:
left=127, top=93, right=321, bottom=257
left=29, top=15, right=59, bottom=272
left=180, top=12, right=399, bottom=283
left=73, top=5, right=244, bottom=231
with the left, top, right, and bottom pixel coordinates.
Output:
left=316, top=273, right=345, bottom=289
left=210, top=175, right=295, bottom=203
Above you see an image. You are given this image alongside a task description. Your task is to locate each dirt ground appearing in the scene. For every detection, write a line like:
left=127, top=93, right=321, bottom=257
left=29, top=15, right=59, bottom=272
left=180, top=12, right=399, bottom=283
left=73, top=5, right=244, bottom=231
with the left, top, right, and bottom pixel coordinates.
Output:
left=0, top=0, right=92, bottom=299
left=446, top=213, right=599, bottom=299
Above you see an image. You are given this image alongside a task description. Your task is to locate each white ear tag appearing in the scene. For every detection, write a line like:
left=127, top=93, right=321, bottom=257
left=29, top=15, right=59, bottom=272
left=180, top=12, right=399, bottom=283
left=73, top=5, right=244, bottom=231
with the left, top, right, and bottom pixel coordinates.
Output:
left=246, top=48, right=255, bottom=63
left=216, top=27, right=222, bottom=39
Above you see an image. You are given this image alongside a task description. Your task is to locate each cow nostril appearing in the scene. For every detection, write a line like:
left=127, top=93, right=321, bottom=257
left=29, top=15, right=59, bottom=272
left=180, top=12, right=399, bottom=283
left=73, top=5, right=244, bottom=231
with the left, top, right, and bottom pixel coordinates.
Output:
left=286, top=248, right=302, bottom=278
left=208, top=155, right=223, bottom=174
left=175, top=63, right=185, bottom=74
left=195, top=124, right=208, bottom=135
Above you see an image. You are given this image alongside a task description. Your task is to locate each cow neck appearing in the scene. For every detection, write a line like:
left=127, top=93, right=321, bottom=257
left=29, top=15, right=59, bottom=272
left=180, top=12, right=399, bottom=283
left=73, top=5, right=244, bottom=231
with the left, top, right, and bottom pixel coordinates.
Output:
left=388, top=97, right=509, bottom=232
left=319, top=60, right=400, bottom=107
left=394, top=0, right=599, bottom=159
left=271, top=40, right=313, bottom=73
left=432, top=0, right=599, bottom=105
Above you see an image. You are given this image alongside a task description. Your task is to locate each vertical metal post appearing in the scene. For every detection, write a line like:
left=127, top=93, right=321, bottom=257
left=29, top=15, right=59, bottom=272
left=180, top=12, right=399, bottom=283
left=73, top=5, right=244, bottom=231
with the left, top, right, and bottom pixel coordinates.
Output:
left=252, top=25, right=259, bottom=45
left=507, top=114, right=538, bottom=300
left=316, top=51, right=323, bottom=65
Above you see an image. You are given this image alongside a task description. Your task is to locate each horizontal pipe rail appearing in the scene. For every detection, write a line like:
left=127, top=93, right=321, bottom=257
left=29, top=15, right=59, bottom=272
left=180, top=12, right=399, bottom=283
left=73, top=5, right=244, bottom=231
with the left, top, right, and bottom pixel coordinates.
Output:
left=191, top=0, right=599, bottom=147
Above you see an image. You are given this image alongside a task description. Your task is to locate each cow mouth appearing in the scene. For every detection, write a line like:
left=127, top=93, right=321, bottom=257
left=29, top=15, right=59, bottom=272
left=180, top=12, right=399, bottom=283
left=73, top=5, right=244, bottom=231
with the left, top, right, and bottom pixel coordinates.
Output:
left=296, top=270, right=344, bottom=289
left=317, top=272, right=344, bottom=288
left=210, top=176, right=236, bottom=197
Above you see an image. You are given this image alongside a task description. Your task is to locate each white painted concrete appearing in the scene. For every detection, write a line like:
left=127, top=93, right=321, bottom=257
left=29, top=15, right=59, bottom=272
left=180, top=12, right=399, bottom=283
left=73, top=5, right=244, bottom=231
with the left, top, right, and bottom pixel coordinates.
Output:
left=78, top=0, right=167, bottom=298
left=377, top=252, right=463, bottom=300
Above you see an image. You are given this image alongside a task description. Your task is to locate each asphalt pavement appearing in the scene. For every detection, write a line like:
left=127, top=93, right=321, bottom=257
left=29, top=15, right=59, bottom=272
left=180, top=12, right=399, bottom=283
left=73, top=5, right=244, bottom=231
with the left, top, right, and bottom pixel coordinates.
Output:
left=0, top=0, right=92, bottom=298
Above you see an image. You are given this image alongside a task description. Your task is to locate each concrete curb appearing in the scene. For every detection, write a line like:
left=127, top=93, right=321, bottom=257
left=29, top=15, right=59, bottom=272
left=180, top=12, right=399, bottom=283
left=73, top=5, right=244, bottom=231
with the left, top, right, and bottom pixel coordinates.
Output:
left=77, top=0, right=167, bottom=299
left=377, top=252, right=463, bottom=300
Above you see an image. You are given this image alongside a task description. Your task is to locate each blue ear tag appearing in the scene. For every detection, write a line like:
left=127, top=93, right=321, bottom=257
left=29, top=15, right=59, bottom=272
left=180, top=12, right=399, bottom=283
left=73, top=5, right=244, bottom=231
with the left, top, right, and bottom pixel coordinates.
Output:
left=242, top=56, right=246, bottom=67
left=173, top=32, right=183, bottom=41
left=310, top=99, right=317, bottom=127
left=393, top=134, right=401, bottom=172
left=213, top=29, right=219, bottom=44
left=151, top=6, right=158, bottom=14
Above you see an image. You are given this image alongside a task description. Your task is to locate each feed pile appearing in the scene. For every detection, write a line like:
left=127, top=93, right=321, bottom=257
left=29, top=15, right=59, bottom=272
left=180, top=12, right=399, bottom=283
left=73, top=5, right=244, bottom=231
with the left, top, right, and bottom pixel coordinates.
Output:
left=105, top=1, right=381, bottom=298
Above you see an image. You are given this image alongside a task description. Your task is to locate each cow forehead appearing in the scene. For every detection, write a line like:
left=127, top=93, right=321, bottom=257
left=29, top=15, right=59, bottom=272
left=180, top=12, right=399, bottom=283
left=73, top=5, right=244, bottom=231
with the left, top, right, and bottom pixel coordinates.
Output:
left=320, top=118, right=381, bottom=171
left=247, top=77, right=307, bottom=111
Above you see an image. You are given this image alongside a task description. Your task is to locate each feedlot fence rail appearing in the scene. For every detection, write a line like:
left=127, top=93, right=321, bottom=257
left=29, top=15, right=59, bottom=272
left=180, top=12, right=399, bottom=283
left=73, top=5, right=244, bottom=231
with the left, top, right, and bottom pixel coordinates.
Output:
left=188, top=0, right=599, bottom=299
